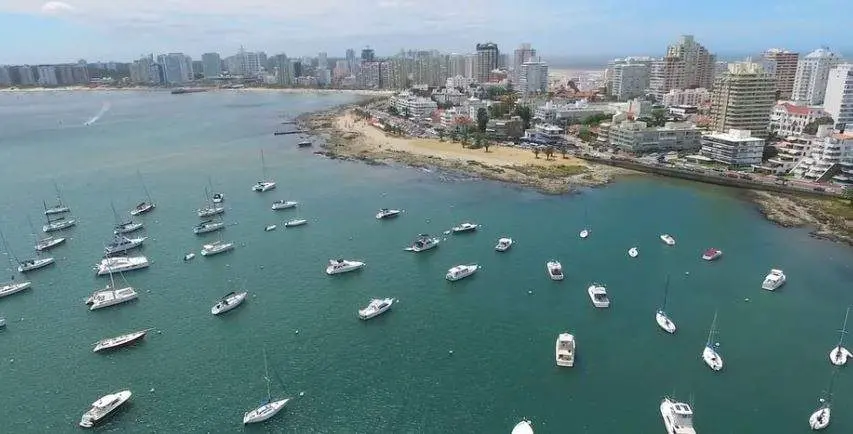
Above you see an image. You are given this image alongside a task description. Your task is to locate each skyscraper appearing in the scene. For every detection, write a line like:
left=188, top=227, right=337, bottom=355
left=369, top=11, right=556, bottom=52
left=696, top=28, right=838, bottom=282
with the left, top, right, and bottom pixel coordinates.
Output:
left=0, top=66, right=11, bottom=86
left=665, top=35, right=715, bottom=89
left=512, top=43, right=537, bottom=84
left=346, top=48, right=356, bottom=74
left=762, top=49, right=799, bottom=99
left=475, top=42, right=499, bottom=83
left=611, top=61, right=650, bottom=101
left=823, top=64, right=853, bottom=130
left=791, top=48, right=842, bottom=105
left=649, top=56, right=685, bottom=101
left=157, top=53, right=191, bottom=84
left=448, top=54, right=466, bottom=78
left=317, top=52, right=328, bottom=69
left=201, top=52, right=222, bottom=78
left=710, top=61, right=776, bottom=138
left=270, top=54, right=293, bottom=86
left=361, top=47, right=375, bottom=62
left=518, top=61, right=549, bottom=95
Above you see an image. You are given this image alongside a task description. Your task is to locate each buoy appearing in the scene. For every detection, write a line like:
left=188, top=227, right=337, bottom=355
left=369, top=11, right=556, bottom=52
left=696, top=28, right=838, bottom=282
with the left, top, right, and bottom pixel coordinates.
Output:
left=448, top=350, right=454, bottom=355
left=295, top=330, right=299, bottom=335
left=150, top=388, right=155, bottom=393
left=744, top=298, right=750, bottom=302
left=259, top=265, right=265, bottom=269
left=685, top=271, right=690, bottom=275
left=528, top=290, right=533, bottom=295
left=10, top=359, right=14, bottom=363
left=299, top=391, right=305, bottom=397
left=157, top=330, right=162, bottom=334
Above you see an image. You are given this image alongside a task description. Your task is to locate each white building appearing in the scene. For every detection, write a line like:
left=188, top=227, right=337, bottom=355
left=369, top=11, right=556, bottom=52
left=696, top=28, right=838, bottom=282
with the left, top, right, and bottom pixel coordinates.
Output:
left=439, top=108, right=470, bottom=130
left=518, top=61, right=548, bottom=95
left=823, top=64, right=853, bottom=131
left=769, top=102, right=828, bottom=137
left=201, top=53, right=222, bottom=78
left=700, top=129, right=765, bottom=167
left=534, top=100, right=611, bottom=124
left=390, top=91, right=438, bottom=118
left=446, top=75, right=473, bottom=89
left=609, top=120, right=701, bottom=153
left=661, top=88, right=710, bottom=107
left=791, top=130, right=853, bottom=185
left=756, top=136, right=815, bottom=174
left=791, top=48, right=842, bottom=105
left=463, top=97, right=490, bottom=119
left=431, top=87, right=466, bottom=106
left=610, top=62, right=650, bottom=101
left=157, top=53, right=192, bottom=84
left=36, top=66, right=58, bottom=86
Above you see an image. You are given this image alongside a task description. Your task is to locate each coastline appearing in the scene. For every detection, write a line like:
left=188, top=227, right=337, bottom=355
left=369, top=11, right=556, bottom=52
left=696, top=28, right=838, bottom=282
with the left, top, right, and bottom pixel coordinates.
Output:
left=749, top=191, right=853, bottom=245
left=0, top=86, right=394, bottom=97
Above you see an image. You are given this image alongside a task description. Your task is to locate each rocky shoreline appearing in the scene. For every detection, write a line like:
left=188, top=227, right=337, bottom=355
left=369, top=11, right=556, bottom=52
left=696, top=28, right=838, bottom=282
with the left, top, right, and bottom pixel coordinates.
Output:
left=749, top=191, right=853, bottom=245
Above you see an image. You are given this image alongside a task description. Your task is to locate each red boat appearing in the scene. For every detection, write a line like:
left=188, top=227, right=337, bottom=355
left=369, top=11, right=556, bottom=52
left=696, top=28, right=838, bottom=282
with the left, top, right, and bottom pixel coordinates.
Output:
left=702, top=248, right=722, bottom=261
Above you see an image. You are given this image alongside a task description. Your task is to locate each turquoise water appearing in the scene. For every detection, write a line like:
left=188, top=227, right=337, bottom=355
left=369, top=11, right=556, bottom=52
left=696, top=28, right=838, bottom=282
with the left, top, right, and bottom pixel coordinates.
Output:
left=0, top=91, right=852, bottom=433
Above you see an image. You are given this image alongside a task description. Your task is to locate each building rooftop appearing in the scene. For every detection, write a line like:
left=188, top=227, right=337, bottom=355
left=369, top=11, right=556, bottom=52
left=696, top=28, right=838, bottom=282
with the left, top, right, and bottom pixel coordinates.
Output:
left=705, top=129, right=764, bottom=142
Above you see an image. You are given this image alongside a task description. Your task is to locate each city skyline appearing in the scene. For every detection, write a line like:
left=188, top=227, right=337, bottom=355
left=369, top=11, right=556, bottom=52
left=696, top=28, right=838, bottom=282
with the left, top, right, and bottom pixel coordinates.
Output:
left=1, top=0, right=851, bottom=65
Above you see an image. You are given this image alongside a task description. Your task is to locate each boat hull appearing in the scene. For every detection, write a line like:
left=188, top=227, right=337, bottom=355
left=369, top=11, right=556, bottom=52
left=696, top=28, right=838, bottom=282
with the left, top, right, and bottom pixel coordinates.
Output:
left=18, top=257, right=55, bottom=273
left=702, top=346, right=724, bottom=371
left=197, top=207, right=225, bottom=218
left=252, top=182, right=276, bottom=192
left=358, top=299, right=394, bottom=320
left=810, top=407, right=830, bottom=430
left=0, top=281, right=33, bottom=298
left=96, top=258, right=149, bottom=276
left=588, top=286, right=610, bottom=308
left=272, top=201, right=298, bottom=210
left=326, top=262, right=365, bottom=275
left=446, top=265, right=478, bottom=281
left=43, top=219, right=76, bottom=233
left=628, top=247, right=639, bottom=258
left=89, top=288, right=138, bottom=310
left=79, top=390, right=132, bottom=428
left=130, top=203, right=155, bottom=216
left=201, top=243, right=234, bottom=256
left=93, top=330, right=148, bottom=352
left=829, top=346, right=851, bottom=366
left=511, top=420, right=534, bottom=434
left=114, top=223, right=143, bottom=235
left=36, top=237, right=65, bottom=251
left=376, top=210, right=401, bottom=219
left=284, top=219, right=307, bottom=227
left=656, top=311, right=677, bottom=334
left=211, top=292, right=248, bottom=315
left=546, top=262, right=563, bottom=281
left=243, top=398, right=290, bottom=424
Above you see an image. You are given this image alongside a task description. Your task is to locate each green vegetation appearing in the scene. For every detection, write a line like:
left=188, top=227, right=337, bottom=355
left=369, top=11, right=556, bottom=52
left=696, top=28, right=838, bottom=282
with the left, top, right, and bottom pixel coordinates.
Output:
left=580, top=113, right=611, bottom=126
left=476, top=107, right=489, bottom=133
left=638, top=108, right=668, bottom=127
left=387, top=105, right=398, bottom=116
left=486, top=86, right=510, bottom=99
left=514, top=106, right=532, bottom=130
left=844, top=188, right=853, bottom=208
left=488, top=103, right=509, bottom=118
left=803, top=116, right=835, bottom=135
left=577, top=126, right=595, bottom=143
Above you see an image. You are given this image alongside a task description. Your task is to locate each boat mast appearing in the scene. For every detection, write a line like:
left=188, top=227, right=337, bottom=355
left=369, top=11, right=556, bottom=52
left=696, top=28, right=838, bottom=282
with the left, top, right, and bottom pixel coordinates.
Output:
left=706, top=311, right=718, bottom=347
left=260, top=150, right=267, bottom=180
left=138, top=170, right=153, bottom=203
left=0, top=226, right=21, bottom=265
left=837, top=307, right=850, bottom=349
left=53, top=179, right=64, bottom=207
left=263, top=348, right=272, bottom=403
left=661, top=275, right=670, bottom=311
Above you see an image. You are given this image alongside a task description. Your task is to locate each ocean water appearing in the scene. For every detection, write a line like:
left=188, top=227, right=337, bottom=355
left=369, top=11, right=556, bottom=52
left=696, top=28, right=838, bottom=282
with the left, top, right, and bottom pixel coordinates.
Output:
left=0, top=90, right=852, bottom=433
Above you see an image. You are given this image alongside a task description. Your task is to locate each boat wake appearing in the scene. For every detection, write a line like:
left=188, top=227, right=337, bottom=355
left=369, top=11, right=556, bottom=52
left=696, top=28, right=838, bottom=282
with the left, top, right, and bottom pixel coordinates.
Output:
left=84, top=102, right=111, bottom=126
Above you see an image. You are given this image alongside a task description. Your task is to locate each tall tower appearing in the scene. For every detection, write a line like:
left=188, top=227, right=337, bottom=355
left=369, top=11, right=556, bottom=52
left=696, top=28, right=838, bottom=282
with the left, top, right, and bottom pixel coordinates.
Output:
left=792, top=48, right=842, bottom=105
left=710, top=61, right=776, bottom=138
left=475, top=42, right=499, bottom=83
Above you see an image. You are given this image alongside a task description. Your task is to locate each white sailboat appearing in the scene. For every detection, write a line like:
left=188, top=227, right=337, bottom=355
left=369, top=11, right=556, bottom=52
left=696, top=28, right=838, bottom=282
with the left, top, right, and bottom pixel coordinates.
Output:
left=809, top=369, right=837, bottom=430
left=0, top=231, right=33, bottom=299
left=129, top=170, right=156, bottom=216
left=112, top=202, right=143, bottom=234
left=251, top=149, right=276, bottom=192
left=628, top=246, right=639, bottom=258
left=44, top=181, right=71, bottom=215
left=211, top=291, right=248, bottom=315
left=702, top=311, right=724, bottom=371
left=29, top=215, right=65, bottom=251
left=86, top=268, right=138, bottom=310
left=243, top=349, right=291, bottom=424
left=656, top=275, right=677, bottom=334
left=660, top=396, right=697, bottom=434
left=829, top=307, right=852, bottom=366
left=3, top=225, right=55, bottom=274
left=42, top=201, right=77, bottom=233
left=511, top=419, right=534, bottom=434
left=579, top=205, right=590, bottom=239
left=197, top=187, right=225, bottom=218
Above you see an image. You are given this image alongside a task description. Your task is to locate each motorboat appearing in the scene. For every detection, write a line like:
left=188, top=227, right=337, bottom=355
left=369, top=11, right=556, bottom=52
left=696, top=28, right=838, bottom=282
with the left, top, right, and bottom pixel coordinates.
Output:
left=358, top=298, right=394, bottom=320
left=660, top=234, right=676, bottom=246
left=376, top=208, right=401, bottom=219
left=405, top=234, right=439, bottom=252
left=252, top=181, right=276, bottom=192
left=211, top=291, right=248, bottom=315
left=702, top=311, right=724, bottom=371
left=130, top=201, right=155, bottom=216
left=35, top=235, right=65, bottom=251
left=243, top=350, right=290, bottom=424
left=43, top=216, right=76, bottom=233
left=201, top=240, right=234, bottom=256
left=95, top=256, right=149, bottom=276
left=114, top=221, right=143, bottom=235
left=17, top=257, right=55, bottom=273
left=326, top=259, right=365, bottom=275
left=272, top=200, right=298, bottom=210
left=93, top=329, right=149, bottom=352
left=197, top=204, right=225, bottom=218
left=297, top=140, right=312, bottom=147
left=546, top=260, right=563, bottom=281
left=762, top=269, right=786, bottom=291
left=579, top=229, right=589, bottom=239
left=555, top=333, right=575, bottom=367
left=702, top=248, right=722, bottom=261
left=660, top=397, right=697, bottom=434
left=265, top=224, right=277, bottom=232
left=184, top=253, right=195, bottom=261
left=79, top=390, right=132, bottom=428
left=103, top=235, right=147, bottom=256
left=452, top=222, right=479, bottom=233
left=212, top=193, right=224, bottom=203
left=628, top=247, right=639, bottom=258
left=193, top=219, right=225, bottom=235
left=0, top=279, right=32, bottom=299
left=587, top=284, right=610, bottom=308
left=0, top=317, right=5, bottom=328
left=87, top=287, right=138, bottom=310
left=829, top=307, right=851, bottom=366
left=284, top=219, right=307, bottom=228
left=511, top=419, right=534, bottom=434
left=445, top=264, right=479, bottom=281
left=495, top=237, right=513, bottom=252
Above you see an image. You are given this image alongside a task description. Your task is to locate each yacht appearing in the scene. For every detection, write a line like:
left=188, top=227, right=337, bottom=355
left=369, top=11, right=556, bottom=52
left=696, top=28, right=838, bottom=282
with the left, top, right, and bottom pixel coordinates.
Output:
left=43, top=216, right=76, bottom=233
left=376, top=208, right=401, bottom=219
left=762, top=269, right=786, bottom=291
left=284, top=219, right=308, bottom=228
left=193, top=219, right=225, bottom=234
left=93, top=329, right=149, bottom=352
left=628, top=247, right=639, bottom=258
left=555, top=333, right=575, bottom=367
left=35, top=235, right=65, bottom=251
left=660, top=397, right=697, bottom=434
left=95, top=256, right=149, bottom=276
left=511, top=419, right=534, bottom=434
left=251, top=149, right=276, bottom=192
left=587, top=284, right=610, bottom=308
left=87, top=286, right=138, bottom=310
left=297, top=140, right=312, bottom=147
left=452, top=222, right=479, bottom=233
left=201, top=240, right=234, bottom=256
left=197, top=204, right=225, bottom=218
left=829, top=307, right=851, bottom=366
left=44, top=202, right=70, bottom=216
left=702, top=311, right=724, bottom=371
left=656, top=276, right=677, bottom=334
left=0, top=317, right=5, bottom=328
left=17, top=257, right=55, bottom=273
left=445, top=264, right=479, bottom=281
left=211, top=291, right=248, bottom=315
left=114, top=221, right=143, bottom=235
left=0, top=279, right=32, bottom=299
left=358, top=298, right=394, bottom=320
left=326, top=259, right=365, bottom=275
left=130, top=201, right=155, bottom=216
left=546, top=260, right=563, bottom=281
left=702, top=248, right=722, bottom=261
left=272, top=200, right=298, bottom=210
left=243, top=350, right=290, bottom=424
left=495, top=237, right=513, bottom=252
left=660, top=234, right=676, bottom=246
left=212, top=193, right=224, bottom=203
left=405, top=234, right=439, bottom=252
left=809, top=370, right=836, bottom=431
left=79, top=390, right=132, bottom=428
left=104, top=235, right=147, bottom=256
left=579, top=229, right=590, bottom=239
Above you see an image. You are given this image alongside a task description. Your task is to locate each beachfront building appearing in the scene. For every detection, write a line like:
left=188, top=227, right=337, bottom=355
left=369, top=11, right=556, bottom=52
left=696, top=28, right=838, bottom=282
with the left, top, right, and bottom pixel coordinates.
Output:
left=763, top=48, right=799, bottom=99
left=755, top=136, right=815, bottom=174
left=823, top=64, right=853, bottom=131
left=201, top=53, right=222, bottom=78
left=709, top=61, right=776, bottom=138
left=661, top=88, right=710, bottom=107
left=700, top=129, right=765, bottom=167
left=610, top=60, right=651, bottom=101
left=463, top=97, right=492, bottom=119
left=648, top=56, right=685, bottom=101
left=517, top=60, right=549, bottom=96
left=390, top=91, right=438, bottom=119
left=769, top=102, right=828, bottom=137
left=534, top=100, right=610, bottom=124
left=36, top=66, right=58, bottom=86
left=485, top=116, right=524, bottom=140
left=791, top=48, right=842, bottom=105
left=608, top=120, right=701, bottom=154
left=790, top=130, right=853, bottom=185
left=431, top=87, right=467, bottom=106
left=0, top=66, right=11, bottom=86
left=512, top=44, right=537, bottom=84
left=667, top=34, right=716, bottom=90
left=439, top=108, right=471, bottom=131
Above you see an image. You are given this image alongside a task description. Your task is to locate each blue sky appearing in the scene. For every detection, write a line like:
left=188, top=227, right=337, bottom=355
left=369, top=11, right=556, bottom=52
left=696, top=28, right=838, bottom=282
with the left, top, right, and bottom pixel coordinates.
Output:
left=0, top=0, right=849, bottom=64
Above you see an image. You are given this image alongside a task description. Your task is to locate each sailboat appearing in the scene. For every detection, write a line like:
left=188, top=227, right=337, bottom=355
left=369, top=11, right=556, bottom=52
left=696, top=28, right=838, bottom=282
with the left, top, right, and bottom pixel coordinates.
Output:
left=655, top=275, right=677, bottom=334
left=0, top=225, right=54, bottom=274
left=0, top=229, right=33, bottom=299
left=702, top=310, right=724, bottom=371
left=197, top=187, right=225, bottom=218
left=251, top=149, right=276, bottom=192
left=809, top=368, right=838, bottom=430
left=243, top=349, right=291, bottom=424
left=112, top=202, right=143, bottom=235
left=28, top=215, right=65, bottom=252
left=86, top=267, right=138, bottom=310
left=829, top=307, right=852, bottom=366
left=42, top=201, right=77, bottom=233
left=200, top=214, right=234, bottom=256
left=284, top=202, right=307, bottom=228
left=43, top=181, right=71, bottom=215
left=130, top=171, right=156, bottom=216
left=579, top=204, right=590, bottom=239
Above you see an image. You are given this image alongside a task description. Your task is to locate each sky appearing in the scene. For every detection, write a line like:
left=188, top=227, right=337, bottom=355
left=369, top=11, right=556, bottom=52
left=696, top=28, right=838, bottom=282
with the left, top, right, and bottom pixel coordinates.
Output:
left=0, top=0, right=850, bottom=65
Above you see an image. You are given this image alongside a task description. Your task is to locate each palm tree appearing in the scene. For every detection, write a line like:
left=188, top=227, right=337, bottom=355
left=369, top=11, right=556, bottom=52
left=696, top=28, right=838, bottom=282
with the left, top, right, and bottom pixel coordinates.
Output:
left=560, top=147, right=568, bottom=159
left=484, top=140, right=491, bottom=153
left=545, top=146, right=555, bottom=160
left=533, top=147, right=540, bottom=159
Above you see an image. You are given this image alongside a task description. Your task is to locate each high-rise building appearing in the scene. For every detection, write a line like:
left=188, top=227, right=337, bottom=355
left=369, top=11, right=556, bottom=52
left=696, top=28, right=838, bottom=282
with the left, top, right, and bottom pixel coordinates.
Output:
left=610, top=61, right=650, bottom=101
left=518, top=60, right=548, bottom=95
left=157, top=53, right=192, bottom=84
left=792, top=48, right=843, bottom=105
left=823, top=64, right=853, bottom=130
left=0, top=65, right=11, bottom=86
left=649, top=56, right=685, bottom=101
left=464, top=54, right=476, bottom=80
left=270, top=54, right=293, bottom=86
left=709, top=61, right=776, bottom=138
left=665, top=35, right=715, bottom=90
left=475, top=42, right=499, bottom=83
left=346, top=48, right=356, bottom=74
left=317, top=52, right=328, bottom=69
left=201, top=52, right=222, bottom=78
left=130, top=54, right=156, bottom=84
left=512, top=44, right=537, bottom=84
left=763, top=49, right=799, bottom=99
left=448, top=53, right=466, bottom=78
left=16, top=66, right=36, bottom=85
left=36, top=66, right=58, bottom=86
left=361, top=47, right=375, bottom=62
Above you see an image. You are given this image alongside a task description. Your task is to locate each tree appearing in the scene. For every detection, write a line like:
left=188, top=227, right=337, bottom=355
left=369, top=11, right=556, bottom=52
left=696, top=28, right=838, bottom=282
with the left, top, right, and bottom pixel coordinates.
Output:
left=501, top=94, right=519, bottom=113
left=803, top=116, right=835, bottom=135
left=560, top=147, right=568, bottom=159
left=484, top=140, right=491, bottom=153
left=762, top=145, right=779, bottom=161
left=580, top=113, right=611, bottom=126
left=844, top=187, right=853, bottom=207
left=388, top=105, right=399, bottom=116
left=515, top=106, right=532, bottom=130
left=473, top=133, right=483, bottom=149
left=476, top=107, right=489, bottom=133
left=648, top=108, right=668, bottom=127
left=488, top=103, right=508, bottom=118
left=533, top=147, right=540, bottom=159
left=544, top=146, right=555, bottom=160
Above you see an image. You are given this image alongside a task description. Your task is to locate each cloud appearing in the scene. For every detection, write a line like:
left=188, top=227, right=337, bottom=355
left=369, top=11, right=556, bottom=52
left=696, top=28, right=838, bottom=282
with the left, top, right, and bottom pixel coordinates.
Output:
left=40, top=1, right=74, bottom=14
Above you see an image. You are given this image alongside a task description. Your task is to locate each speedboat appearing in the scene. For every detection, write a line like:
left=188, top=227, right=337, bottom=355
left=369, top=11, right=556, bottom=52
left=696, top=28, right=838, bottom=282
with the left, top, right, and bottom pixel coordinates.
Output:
left=43, top=216, right=76, bottom=233
left=297, top=140, right=312, bottom=147
left=104, top=235, right=147, bottom=256
left=0, top=279, right=32, bottom=299
left=579, top=229, right=589, bottom=239
left=628, top=247, right=639, bottom=258
left=762, top=269, right=786, bottom=291
left=212, top=193, right=224, bottom=203
left=495, top=237, right=513, bottom=252
left=114, top=221, right=143, bottom=235
left=243, top=398, right=290, bottom=424
left=376, top=208, right=401, bottom=219
left=95, top=256, right=149, bottom=276
left=252, top=180, right=276, bottom=192
left=446, top=264, right=479, bottom=281
left=87, top=287, right=138, bottom=310
left=193, top=219, right=225, bottom=234
left=406, top=234, right=439, bottom=252
left=702, top=312, right=723, bottom=371
left=657, top=310, right=677, bottom=334
left=17, top=257, right=55, bottom=273
left=264, top=224, right=277, bottom=232
left=452, top=222, right=479, bottom=233
left=358, top=298, right=394, bottom=320
left=184, top=253, right=195, bottom=261
left=512, top=419, right=534, bottom=434
left=284, top=219, right=307, bottom=228
left=587, top=284, right=610, bottom=308
left=326, top=259, right=365, bottom=275
left=197, top=204, right=225, bottom=218
left=271, top=200, right=298, bottom=210
left=0, top=317, right=5, bottom=328
left=555, top=333, right=575, bottom=367
left=702, top=248, right=722, bottom=261
left=546, top=261, right=563, bottom=281
left=810, top=405, right=830, bottom=430
left=93, top=329, right=149, bottom=352
left=79, top=390, right=132, bottom=428
left=660, top=234, right=676, bottom=246
left=130, top=201, right=155, bottom=216
left=660, top=397, right=697, bottom=434
left=201, top=240, right=234, bottom=256
left=35, top=235, right=65, bottom=251
left=211, top=291, right=248, bottom=315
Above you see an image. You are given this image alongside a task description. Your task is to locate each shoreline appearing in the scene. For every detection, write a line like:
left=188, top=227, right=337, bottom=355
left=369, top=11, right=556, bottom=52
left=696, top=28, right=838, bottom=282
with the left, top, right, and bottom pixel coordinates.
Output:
left=0, top=86, right=394, bottom=97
